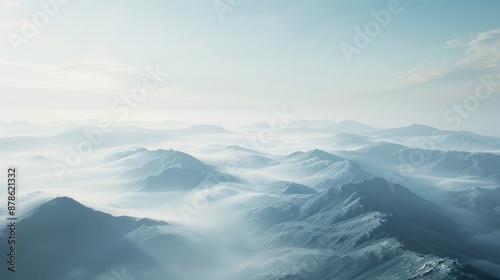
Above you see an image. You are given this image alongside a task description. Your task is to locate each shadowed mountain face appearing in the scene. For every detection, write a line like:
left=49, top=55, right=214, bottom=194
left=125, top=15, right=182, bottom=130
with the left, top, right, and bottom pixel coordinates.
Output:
left=111, top=148, right=236, bottom=191
left=350, top=142, right=500, bottom=183
left=119, top=148, right=209, bottom=177
left=287, top=149, right=345, bottom=163
left=372, top=124, right=442, bottom=137
left=285, top=149, right=372, bottom=186
left=368, top=124, right=500, bottom=152
left=331, top=133, right=374, bottom=149
left=278, top=182, right=317, bottom=195
left=454, top=187, right=500, bottom=222
left=0, top=197, right=211, bottom=280
left=240, top=178, right=499, bottom=280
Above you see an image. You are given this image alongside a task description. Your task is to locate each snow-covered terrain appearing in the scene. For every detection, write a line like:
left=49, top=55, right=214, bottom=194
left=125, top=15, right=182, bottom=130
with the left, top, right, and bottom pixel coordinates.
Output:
left=1, top=121, right=499, bottom=279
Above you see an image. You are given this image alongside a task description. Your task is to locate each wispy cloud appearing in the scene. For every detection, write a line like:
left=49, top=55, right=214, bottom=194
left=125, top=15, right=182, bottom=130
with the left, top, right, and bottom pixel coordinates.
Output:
left=442, top=28, right=500, bottom=70
left=400, top=27, right=500, bottom=86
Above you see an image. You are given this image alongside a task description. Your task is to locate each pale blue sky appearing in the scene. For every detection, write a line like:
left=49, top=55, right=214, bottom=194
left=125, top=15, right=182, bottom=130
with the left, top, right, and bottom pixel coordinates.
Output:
left=0, top=0, right=499, bottom=135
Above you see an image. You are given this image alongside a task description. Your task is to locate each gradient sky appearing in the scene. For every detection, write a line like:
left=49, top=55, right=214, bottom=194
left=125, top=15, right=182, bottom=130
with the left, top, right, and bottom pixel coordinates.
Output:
left=0, top=0, right=499, bottom=135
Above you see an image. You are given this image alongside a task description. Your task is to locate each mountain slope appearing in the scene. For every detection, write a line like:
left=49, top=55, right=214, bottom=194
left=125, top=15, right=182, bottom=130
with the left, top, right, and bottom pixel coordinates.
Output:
left=0, top=197, right=211, bottom=280
left=239, top=178, right=499, bottom=279
left=285, top=149, right=371, bottom=186
left=110, top=148, right=236, bottom=192
left=369, top=124, right=500, bottom=152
